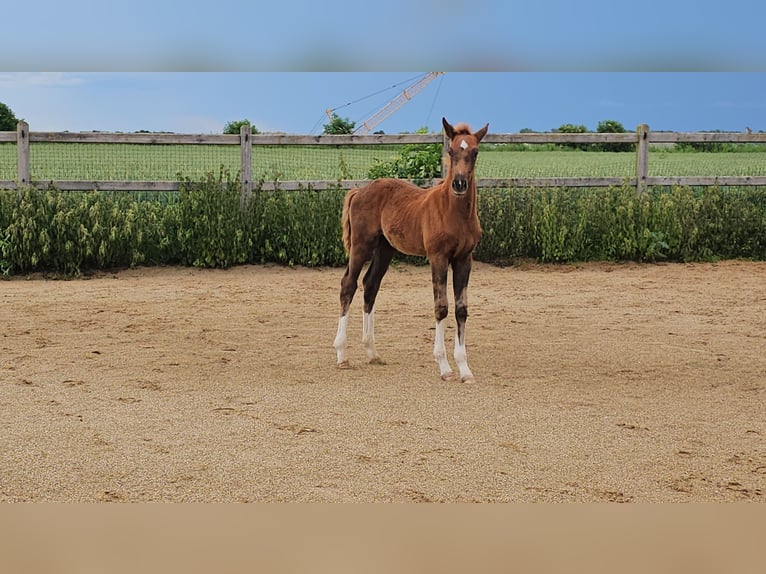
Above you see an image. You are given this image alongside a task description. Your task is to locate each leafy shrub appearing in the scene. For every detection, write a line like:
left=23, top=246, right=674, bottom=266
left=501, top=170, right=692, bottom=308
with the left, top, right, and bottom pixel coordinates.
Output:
left=476, top=185, right=766, bottom=264
left=0, top=187, right=179, bottom=275
left=0, top=229, right=11, bottom=277
left=245, top=185, right=346, bottom=267
left=2, top=180, right=765, bottom=276
left=367, top=143, right=442, bottom=185
left=177, top=169, right=248, bottom=268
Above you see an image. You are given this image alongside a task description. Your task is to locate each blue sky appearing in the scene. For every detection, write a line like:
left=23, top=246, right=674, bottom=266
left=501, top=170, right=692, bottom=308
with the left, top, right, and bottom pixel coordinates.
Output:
left=2, top=72, right=764, bottom=135
left=1, top=1, right=765, bottom=135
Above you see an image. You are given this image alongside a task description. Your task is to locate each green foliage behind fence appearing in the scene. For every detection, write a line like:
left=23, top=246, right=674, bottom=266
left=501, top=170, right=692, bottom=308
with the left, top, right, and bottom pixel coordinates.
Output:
left=2, top=173, right=765, bottom=277
left=476, top=185, right=766, bottom=263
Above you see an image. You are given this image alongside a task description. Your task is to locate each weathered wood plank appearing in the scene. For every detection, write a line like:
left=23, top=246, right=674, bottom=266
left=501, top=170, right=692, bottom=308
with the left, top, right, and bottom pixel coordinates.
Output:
left=29, top=132, right=238, bottom=145
left=485, top=133, right=638, bottom=144
left=646, top=176, right=766, bottom=186
left=6, top=176, right=766, bottom=193
left=257, top=179, right=372, bottom=191
left=251, top=133, right=440, bottom=145
left=649, top=132, right=766, bottom=144
left=29, top=180, right=181, bottom=191
left=476, top=177, right=632, bottom=188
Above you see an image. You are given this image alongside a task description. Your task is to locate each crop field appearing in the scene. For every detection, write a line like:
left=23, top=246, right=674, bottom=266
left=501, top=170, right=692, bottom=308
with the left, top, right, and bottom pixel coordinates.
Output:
left=3, top=142, right=766, bottom=182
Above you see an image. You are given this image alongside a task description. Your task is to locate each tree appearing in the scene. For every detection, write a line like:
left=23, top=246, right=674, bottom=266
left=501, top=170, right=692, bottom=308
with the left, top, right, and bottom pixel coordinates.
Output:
left=555, top=123, right=589, bottom=134
left=223, top=119, right=260, bottom=135
left=554, top=123, right=589, bottom=151
left=0, top=102, right=19, bottom=131
left=596, top=119, right=626, bottom=134
left=323, top=113, right=355, bottom=135
left=596, top=119, right=633, bottom=152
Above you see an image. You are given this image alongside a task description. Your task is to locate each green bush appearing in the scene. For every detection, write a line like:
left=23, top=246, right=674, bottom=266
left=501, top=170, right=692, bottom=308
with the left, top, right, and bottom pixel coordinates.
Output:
left=0, top=187, right=180, bottom=275
left=476, top=185, right=766, bottom=264
left=2, top=179, right=765, bottom=277
left=177, top=169, right=248, bottom=268
left=245, top=185, right=346, bottom=267
left=367, top=143, right=442, bottom=185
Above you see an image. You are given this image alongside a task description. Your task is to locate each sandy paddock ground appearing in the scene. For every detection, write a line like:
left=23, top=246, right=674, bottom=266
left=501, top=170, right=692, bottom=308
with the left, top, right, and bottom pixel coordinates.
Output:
left=1, top=261, right=765, bottom=502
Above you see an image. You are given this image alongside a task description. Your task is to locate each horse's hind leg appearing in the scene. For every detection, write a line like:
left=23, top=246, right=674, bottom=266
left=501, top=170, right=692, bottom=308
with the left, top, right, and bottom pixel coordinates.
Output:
left=334, top=260, right=360, bottom=368
left=361, top=238, right=395, bottom=364
left=451, top=255, right=474, bottom=382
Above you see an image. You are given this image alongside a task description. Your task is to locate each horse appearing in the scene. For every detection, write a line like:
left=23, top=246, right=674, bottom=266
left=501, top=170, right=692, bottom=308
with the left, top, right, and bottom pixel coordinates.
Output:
left=333, top=117, right=489, bottom=381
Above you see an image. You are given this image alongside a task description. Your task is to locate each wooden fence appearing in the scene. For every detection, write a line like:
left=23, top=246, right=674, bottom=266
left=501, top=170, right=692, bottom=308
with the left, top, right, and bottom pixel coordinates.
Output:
left=3, top=121, right=766, bottom=197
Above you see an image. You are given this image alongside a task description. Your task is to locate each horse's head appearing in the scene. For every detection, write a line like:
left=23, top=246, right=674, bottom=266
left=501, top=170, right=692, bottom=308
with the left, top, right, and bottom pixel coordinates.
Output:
left=443, top=117, right=489, bottom=195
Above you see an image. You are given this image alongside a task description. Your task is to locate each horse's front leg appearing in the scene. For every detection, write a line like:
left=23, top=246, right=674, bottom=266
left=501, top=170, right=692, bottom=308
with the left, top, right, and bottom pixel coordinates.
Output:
left=430, top=257, right=453, bottom=380
left=452, top=255, right=474, bottom=382
left=361, top=240, right=395, bottom=364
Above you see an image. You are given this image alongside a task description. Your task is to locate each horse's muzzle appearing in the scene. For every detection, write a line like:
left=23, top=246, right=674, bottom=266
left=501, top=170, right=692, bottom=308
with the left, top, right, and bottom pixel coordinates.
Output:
left=451, top=177, right=468, bottom=195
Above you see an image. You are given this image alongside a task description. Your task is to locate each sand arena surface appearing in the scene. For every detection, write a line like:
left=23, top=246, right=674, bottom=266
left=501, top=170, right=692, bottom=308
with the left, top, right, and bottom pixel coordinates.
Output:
left=1, top=261, right=765, bottom=502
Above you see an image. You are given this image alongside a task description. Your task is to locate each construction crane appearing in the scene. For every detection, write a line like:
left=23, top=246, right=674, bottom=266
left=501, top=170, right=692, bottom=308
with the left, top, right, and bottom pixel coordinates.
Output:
left=325, top=72, right=443, bottom=135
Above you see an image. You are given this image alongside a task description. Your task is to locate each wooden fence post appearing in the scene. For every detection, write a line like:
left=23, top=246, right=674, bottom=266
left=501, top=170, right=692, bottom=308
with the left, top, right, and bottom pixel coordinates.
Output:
left=240, top=124, right=253, bottom=206
left=636, top=124, right=649, bottom=194
left=17, top=120, right=30, bottom=189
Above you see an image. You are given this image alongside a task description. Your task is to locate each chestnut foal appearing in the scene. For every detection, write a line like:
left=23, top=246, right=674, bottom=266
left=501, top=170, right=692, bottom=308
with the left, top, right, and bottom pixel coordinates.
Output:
left=333, top=117, right=488, bottom=381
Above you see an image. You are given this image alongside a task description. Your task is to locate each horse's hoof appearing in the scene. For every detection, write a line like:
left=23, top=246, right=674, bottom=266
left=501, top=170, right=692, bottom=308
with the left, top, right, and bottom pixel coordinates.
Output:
left=369, top=356, right=385, bottom=365
left=440, top=372, right=455, bottom=381
left=461, top=374, right=475, bottom=383
left=337, top=360, right=351, bottom=370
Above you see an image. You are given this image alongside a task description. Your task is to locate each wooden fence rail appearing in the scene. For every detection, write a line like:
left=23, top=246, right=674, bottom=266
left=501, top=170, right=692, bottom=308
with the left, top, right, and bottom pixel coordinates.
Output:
left=3, top=122, right=766, bottom=197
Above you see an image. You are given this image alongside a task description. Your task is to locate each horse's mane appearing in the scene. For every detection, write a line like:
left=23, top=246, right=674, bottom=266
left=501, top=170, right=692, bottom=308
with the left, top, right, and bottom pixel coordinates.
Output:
left=452, top=123, right=472, bottom=135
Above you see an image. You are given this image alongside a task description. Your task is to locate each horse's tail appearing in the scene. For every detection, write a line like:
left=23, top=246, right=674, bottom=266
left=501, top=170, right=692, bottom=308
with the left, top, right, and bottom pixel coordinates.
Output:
left=341, top=188, right=359, bottom=254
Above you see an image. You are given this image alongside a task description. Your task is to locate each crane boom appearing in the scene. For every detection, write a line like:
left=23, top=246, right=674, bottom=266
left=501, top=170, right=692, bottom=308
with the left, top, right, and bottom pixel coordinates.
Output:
left=353, top=72, right=442, bottom=134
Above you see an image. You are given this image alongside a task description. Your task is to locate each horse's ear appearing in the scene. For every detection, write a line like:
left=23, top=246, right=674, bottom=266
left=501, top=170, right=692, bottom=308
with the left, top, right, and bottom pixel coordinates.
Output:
left=442, top=117, right=456, bottom=140
left=474, top=123, right=489, bottom=142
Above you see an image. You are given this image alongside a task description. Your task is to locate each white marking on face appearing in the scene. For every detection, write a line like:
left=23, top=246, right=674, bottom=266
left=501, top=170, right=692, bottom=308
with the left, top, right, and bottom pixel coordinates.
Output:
left=460, top=139, right=468, bottom=150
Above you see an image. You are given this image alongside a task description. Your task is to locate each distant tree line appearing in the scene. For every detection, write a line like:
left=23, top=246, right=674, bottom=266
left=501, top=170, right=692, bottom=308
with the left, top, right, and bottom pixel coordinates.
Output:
left=518, top=120, right=634, bottom=152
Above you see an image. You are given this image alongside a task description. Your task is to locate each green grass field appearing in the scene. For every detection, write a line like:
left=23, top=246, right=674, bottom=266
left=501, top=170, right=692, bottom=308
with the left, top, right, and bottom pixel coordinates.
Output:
left=2, top=142, right=766, bottom=182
